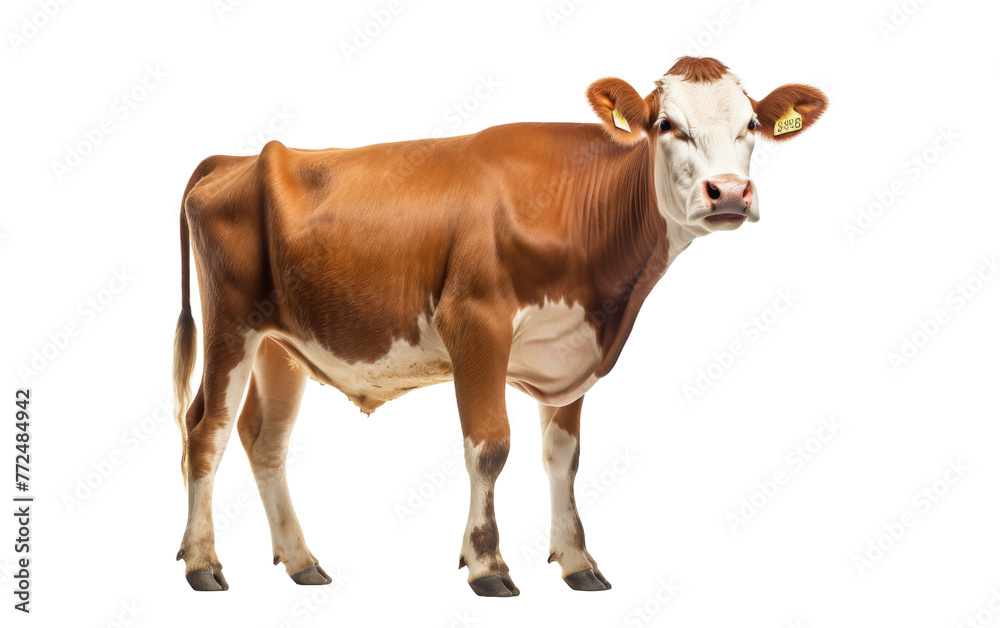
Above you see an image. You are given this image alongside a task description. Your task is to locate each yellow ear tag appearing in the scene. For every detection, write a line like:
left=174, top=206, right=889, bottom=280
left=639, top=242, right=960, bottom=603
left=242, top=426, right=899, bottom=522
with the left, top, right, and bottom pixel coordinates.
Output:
left=612, top=108, right=631, bottom=133
left=774, top=106, right=803, bottom=136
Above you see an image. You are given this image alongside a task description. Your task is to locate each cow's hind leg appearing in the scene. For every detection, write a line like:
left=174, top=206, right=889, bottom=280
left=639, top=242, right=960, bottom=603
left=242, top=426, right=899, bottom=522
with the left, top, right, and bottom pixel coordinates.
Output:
left=236, top=338, right=331, bottom=585
left=540, top=397, right=611, bottom=591
left=177, top=330, right=262, bottom=591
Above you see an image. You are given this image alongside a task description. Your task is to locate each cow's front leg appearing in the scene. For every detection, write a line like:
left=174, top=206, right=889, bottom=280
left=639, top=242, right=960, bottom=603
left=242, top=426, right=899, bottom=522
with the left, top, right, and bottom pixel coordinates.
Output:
left=436, top=298, right=519, bottom=597
left=540, top=398, right=611, bottom=591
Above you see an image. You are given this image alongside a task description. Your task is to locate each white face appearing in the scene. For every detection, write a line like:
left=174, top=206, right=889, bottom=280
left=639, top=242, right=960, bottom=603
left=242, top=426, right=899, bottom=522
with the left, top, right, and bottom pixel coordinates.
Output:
left=652, top=73, right=760, bottom=235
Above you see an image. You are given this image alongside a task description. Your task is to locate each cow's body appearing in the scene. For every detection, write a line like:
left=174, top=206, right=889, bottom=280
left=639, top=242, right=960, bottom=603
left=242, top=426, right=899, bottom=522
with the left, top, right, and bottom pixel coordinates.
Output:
left=184, top=122, right=664, bottom=413
left=172, top=57, right=827, bottom=596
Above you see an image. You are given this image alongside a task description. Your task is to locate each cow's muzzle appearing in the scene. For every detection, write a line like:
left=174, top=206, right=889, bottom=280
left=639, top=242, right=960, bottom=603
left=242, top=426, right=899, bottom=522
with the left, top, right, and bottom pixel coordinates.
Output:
left=701, top=174, right=753, bottom=225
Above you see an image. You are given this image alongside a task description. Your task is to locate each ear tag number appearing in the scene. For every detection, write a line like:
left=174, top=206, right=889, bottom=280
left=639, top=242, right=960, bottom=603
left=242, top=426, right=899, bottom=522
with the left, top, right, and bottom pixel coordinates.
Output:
left=774, top=106, right=803, bottom=136
left=612, top=108, right=631, bottom=133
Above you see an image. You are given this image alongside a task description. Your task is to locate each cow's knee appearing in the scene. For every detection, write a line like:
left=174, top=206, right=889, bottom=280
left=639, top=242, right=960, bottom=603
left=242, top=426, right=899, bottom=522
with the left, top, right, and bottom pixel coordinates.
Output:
left=466, top=436, right=509, bottom=481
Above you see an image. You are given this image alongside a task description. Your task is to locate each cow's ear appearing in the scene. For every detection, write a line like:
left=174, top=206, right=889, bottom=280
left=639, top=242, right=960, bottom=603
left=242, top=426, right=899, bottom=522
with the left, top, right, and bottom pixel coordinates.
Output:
left=587, top=78, right=654, bottom=145
left=751, top=84, right=828, bottom=142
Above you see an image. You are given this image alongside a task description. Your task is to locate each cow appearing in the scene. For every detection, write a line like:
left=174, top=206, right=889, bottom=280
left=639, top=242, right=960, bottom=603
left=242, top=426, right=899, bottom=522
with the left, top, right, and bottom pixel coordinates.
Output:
left=172, top=56, right=827, bottom=596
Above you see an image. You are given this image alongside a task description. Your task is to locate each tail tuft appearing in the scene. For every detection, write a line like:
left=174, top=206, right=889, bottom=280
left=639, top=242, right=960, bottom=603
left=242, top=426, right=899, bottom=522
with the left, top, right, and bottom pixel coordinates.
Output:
left=173, top=304, right=196, bottom=484
left=172, top=174, right=199, bottom=485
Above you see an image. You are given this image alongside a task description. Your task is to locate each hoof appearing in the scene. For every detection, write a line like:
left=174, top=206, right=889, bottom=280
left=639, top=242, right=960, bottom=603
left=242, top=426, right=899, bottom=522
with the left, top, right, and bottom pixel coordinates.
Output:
left=592, top=568, right=612, bottom=589
left=291, top=565, right=333, bottom=585
left=186, top=568, right=229, bottom=591
left=500, top=574, right=520, bottom=596
left=564, top=568, right=610, bottom=591
left=469, top=574, right=518, bottom=597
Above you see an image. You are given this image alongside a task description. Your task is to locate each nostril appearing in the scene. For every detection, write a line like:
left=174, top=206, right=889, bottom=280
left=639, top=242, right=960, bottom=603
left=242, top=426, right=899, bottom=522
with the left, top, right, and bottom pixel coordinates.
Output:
left=742, top=182, right=753, bottom=201
left=706, top=181, right=721, bottom=200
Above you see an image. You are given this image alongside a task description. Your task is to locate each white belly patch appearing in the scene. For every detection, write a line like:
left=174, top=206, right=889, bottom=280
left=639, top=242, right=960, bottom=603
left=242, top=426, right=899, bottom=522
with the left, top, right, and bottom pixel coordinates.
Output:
left=268, top=317, right=453, bottom=412
left=270, top=299, right=601, bottom=411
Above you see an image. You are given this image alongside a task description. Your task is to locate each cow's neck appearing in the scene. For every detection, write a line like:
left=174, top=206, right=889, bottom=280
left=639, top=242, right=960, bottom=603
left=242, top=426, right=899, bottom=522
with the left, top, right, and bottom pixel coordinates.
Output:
left=662, top=214, right=700, bottom=268
left=578, top=138, right=667, bottom=299
left=572, top=135, right=672, bottom=376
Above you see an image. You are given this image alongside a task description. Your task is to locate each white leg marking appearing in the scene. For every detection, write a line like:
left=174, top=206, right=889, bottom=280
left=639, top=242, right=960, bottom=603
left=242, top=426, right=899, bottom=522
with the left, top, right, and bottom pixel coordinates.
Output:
left=180, top=333, right=261, bottom=574
left=459, top=437, right=508, bottom=582
left=247, top=420, right=316, bottom=574
left=541, top=423, right=594, bottom=576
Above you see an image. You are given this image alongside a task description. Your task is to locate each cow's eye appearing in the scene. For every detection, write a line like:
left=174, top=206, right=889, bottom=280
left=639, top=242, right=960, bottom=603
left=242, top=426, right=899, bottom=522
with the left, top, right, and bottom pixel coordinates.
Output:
left=748, top=119, right=756, bottom=131
left=658, top=119, right=671, bottom=132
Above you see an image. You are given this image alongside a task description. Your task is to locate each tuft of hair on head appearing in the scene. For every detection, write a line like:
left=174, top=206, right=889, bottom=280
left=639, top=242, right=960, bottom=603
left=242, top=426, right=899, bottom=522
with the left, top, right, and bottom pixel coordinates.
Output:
left=664, top=57, right=730, bottom=83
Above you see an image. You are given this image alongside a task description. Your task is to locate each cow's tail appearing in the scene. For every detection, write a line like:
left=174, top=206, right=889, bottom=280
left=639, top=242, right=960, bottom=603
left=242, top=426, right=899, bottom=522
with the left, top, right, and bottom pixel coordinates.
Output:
left=173, top=173, right=200, bottom=485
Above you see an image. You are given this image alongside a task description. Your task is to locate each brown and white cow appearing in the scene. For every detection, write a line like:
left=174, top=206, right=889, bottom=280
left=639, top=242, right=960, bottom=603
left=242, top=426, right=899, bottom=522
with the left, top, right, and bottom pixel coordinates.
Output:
left=172, top=56, right=827, bottom=596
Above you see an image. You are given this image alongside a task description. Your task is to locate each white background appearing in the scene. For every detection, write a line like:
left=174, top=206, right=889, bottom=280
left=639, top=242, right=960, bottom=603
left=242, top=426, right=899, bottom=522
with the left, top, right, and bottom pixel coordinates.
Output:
left=3, top=0, right=1000, bottom=626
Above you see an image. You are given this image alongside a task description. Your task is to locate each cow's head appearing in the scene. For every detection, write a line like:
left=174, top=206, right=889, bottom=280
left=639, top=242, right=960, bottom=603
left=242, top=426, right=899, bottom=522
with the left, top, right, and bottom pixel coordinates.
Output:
left=587, top=57, right=827, bottom=236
